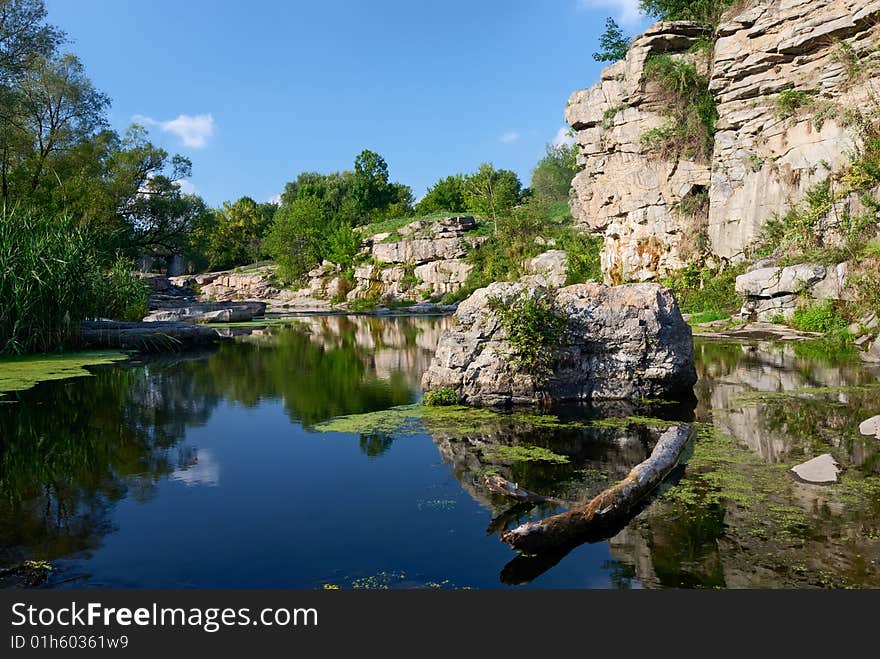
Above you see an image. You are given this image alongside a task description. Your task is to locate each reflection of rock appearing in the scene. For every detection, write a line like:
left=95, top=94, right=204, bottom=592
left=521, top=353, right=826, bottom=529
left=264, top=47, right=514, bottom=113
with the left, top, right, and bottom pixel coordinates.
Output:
left=429, top=418, right=654, bottom=517
left=695, top=340, right=877, bottom=465
left=599, top=339, right=880, bottom=588
left=422, top=282, right=696, bottom=406
left=790, top=454, right=840, bottom=484
left=263, top=315, right=451, bottom=387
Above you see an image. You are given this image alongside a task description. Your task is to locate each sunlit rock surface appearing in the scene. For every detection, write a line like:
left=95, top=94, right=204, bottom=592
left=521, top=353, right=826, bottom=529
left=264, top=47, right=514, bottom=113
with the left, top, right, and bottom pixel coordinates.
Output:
left=421, top=281, right=696, bottom=406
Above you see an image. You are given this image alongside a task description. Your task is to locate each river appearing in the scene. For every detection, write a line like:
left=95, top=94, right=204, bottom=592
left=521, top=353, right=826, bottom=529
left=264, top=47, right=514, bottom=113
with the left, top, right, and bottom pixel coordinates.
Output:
left=1, top=315, right=878, bottom=588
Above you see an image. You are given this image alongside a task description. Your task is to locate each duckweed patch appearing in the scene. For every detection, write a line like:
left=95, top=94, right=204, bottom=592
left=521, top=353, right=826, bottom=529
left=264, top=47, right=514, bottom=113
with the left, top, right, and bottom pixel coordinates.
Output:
left=586, top=415, right=679, bottom=430
left=0, top=350, right=130, bottom=397
left=313, top=404, right=582, bottom=437
left=482, top=444, right=570, bottom=464
left=661, top=424, right=810, bottom=542
left=313, top=404, right=424, bottom=435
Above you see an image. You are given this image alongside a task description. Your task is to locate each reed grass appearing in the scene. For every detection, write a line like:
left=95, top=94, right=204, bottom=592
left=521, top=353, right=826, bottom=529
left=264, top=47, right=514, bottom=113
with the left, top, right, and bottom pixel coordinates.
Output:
left=0, top=209, right=149, bottom=354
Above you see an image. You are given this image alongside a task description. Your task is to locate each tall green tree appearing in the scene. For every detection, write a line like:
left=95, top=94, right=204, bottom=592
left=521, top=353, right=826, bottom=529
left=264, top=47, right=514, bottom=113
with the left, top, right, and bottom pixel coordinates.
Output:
left=352, top=149, right=392, bottom=221
left=264, top=195, right=327, bottom=282
left=0, top=0, right=61, bottom=83
left=464, top=163, right=522, bottom=234
left=1, top=52, right=109, bottom=203
left=530, top=142, right=578, bottom=202
left=200, top=196, right=275, bottom=270
left=416, top=174, right=467, bottom=214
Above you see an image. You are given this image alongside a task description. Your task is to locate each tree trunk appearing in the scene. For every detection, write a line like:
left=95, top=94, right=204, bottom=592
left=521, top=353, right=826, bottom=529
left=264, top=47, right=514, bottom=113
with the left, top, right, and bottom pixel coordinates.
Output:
left=500, top=424, right=694, bottom=555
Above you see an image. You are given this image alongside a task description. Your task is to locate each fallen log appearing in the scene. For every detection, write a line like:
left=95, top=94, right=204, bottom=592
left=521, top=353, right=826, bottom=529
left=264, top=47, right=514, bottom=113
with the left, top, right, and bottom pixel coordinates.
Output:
left=500, top=424, right=694, bottom=555
left=483, top=474, right=566, bottom=505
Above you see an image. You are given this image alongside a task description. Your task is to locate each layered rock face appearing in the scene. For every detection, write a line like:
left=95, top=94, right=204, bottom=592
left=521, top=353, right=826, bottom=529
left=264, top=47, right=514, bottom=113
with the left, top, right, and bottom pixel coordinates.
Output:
left=567, top=22, right=712, bottom=284
left=421, top=282, right=696, bottom=406
left=567, top=1, right=880, bottom=281
left=348, top=216, right=482, bottom=301
left=173, top=216, right=482, bottom=310
left=736, top=261, right=849, bottom=320
left=708, top=0, right=880, bottom=257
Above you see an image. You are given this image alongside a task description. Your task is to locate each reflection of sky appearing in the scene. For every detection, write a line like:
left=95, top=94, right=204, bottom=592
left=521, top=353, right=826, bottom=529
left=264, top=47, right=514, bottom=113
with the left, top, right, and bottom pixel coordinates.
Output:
left=170, top=448, right=220, bottom=487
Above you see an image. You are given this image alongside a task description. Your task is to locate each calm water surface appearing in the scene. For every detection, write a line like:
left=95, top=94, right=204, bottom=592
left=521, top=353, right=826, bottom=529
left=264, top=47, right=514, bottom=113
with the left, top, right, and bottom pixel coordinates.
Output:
left=1, top=315, right=879, bottom=588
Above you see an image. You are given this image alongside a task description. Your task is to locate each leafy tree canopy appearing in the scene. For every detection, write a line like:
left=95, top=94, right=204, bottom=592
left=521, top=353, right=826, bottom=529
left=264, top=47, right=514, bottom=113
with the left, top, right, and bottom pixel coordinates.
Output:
left=593, top=17, right=631, bottom=63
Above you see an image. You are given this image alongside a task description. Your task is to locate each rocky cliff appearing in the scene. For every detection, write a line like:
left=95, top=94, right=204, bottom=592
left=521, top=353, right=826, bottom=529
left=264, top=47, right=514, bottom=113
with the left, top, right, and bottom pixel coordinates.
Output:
left=171, top=215, right=488, bottom=312
left=567, top=0, right=880, bottom=283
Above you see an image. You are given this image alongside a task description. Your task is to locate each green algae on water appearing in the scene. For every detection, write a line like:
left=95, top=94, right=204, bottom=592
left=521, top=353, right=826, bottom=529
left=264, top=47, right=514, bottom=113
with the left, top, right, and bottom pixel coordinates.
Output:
left=482, top=444, right=570, bottom=464
left=0, top=350, right=130, bottom=397
left=312, top=403, right=577, bottom=437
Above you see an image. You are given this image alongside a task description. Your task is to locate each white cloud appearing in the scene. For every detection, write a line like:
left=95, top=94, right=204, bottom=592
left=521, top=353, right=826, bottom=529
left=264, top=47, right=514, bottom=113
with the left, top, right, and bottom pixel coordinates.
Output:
left=499, top=131, right=521, bottom=144
left=171, top=449, right=219, bottom=487
left=268, top=193, right=282, bottom=205
left=176, top=179, right=197, bottom=195
left=552, top=126, right=576, bottom=147
left=132, top=113, right=215, bottom=149
left=578, top=0, right=643, bottom=27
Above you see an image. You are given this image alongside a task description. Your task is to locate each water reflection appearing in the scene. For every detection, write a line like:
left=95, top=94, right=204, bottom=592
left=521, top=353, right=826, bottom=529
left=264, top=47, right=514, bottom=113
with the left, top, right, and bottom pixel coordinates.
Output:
left=1, top=319, right=878, bottom=588
left=604, top=340, right=880, bottom=588
left=0, top=316, right=447, bottom=579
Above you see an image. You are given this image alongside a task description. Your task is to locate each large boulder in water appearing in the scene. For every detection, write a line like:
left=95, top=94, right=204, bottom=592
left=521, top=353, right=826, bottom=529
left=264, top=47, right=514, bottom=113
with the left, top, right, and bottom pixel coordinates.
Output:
left=421, top=281, right=696, bottom=407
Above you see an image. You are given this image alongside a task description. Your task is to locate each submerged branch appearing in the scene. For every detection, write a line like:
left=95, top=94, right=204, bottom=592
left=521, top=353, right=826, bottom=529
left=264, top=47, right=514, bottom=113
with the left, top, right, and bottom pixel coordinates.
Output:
left=499, top=424, right=694, bottom=555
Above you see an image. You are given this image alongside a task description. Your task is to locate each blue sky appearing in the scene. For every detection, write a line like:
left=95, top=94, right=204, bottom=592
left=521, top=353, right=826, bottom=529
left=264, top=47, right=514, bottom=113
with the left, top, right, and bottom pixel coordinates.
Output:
left=45, top=0, right=649, bottom=206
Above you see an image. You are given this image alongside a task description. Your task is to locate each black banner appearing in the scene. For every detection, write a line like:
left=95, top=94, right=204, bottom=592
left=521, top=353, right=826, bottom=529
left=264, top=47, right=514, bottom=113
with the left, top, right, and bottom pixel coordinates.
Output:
left=0, top=589, right=874, bottom=656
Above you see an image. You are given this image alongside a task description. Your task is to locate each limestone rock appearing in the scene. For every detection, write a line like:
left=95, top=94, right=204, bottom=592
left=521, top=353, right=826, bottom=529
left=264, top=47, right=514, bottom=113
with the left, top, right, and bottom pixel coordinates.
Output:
left=567, top=1, right=880, bottom=282
left=736, top=264, right=827, bottom=297
left=708, top=0, right=880, bottom=258
left=736, top=262, right=849, bottom=321
left=420, top=281, right=696, bottom=406
left=521, top=250, right=568, bottom=288
left=862, top=335, right=880, bottom=363
left=143, top=301, right=266, bottom=324
left=790, top=454, right=841, bottom=484
left=859, top=415, right=880, bottom=438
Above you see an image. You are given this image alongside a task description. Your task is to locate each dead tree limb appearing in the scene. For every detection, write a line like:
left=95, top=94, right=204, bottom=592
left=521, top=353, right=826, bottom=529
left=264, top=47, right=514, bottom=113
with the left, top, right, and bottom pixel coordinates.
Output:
left=500, top=424, right=694, bottom=555
left=483, top=474, right=567, bottom=505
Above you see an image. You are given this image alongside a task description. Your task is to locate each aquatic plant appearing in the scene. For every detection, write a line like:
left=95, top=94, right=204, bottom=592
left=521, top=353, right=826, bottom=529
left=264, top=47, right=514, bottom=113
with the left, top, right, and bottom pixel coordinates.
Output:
left=423, top=387, right=459, bottom=406
left=0, top=350, right=129, bottom=397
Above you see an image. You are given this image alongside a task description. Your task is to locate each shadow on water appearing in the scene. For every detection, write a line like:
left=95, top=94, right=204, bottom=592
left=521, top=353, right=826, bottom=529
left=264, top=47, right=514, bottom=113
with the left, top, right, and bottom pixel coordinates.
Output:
left=1, top=318, right=880, bottom=588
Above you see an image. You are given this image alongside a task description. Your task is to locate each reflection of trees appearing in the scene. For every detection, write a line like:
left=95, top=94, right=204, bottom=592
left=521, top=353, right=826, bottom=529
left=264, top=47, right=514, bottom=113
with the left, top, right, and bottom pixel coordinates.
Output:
left=180, top=320, right=418, bottom=427
left=0, top=365, right=217, bottom=566
left=359, top=434, right=395, bottom=458
left=0, top=316, right=442, bottom=569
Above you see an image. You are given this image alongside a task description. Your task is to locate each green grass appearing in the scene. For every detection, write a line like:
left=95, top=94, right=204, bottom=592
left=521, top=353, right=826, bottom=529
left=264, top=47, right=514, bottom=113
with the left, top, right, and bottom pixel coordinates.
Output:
left=662, top=264, right=744, bottom=316
left=0, top=350, right=130, bottom=397
left=776, top=89, right=814, bottom=118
